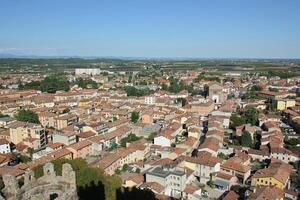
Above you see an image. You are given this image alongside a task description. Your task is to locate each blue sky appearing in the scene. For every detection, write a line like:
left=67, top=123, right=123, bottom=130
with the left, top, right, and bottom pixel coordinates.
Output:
left=0, top=0, right=300, bottom=58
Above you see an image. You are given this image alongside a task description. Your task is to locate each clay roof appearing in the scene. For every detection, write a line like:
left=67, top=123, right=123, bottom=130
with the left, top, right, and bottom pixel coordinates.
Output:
left=223, top=191, right=239, bottom=200
left=212, top=171, right=234, bottom=180
left=68, top=140, right=92, bottom=151
left=248, top=186, right=284, bottom=200
left=140, top=182, right=164, bottom=193
left=252, top=160, right=292, bottom=184
left=0, top=153, right=13, bottom=165
left=49, top=142, right=65, bottom=150
left=183, top=185, right=199, bottom=194
left=0, top=166, right=25, bottom=177
left=199, top=137, right=220, bottom=152
left=0, top=138, right=9, bottom=145
left=181, top=152, right=222, bottom=167
left=77, top=131, right=96, bottom=138
left=91, top=153, right=120, bottom=169
left=221, top=157, right=250, bottom=173
left=120, top=172, right=144, bottom=184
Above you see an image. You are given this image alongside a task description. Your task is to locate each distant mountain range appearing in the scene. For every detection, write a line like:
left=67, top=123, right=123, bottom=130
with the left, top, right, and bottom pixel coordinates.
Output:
left=0, top=53, right=299, bottom=61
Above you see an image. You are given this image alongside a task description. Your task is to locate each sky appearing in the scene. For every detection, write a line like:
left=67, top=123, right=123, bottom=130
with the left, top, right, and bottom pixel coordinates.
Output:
left=0, top=0, right=300, bottom=58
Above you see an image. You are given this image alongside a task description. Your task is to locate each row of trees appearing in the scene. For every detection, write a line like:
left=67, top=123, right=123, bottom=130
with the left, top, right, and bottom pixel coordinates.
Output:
left=19, top=75, right=70, bottom=93
left=193, top=72, right=221, bottom=83
left=19, top=75, right=98, bottom=93
left=124, top=86, right=152, bottom=97
left=162, top=77, right=194, bottom=94
left=75, top=77, right=98, bottom=89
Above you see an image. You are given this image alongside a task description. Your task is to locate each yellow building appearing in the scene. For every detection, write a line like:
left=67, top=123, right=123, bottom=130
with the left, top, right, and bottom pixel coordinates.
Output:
left=276, top=99, right=296, bottom=111
left=9, top=121, right=46, bottom=148
left=251, top=161, right=292, bottom=190
left=252, top=177, right=286, bottom=190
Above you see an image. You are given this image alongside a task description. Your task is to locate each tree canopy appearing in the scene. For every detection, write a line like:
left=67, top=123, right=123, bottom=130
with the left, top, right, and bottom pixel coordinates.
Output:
left=75, top=78, right=98, bottom=89
left=250, top=85, right=262, bottom=91
left=131, top=112, right=139, bottom=123
left=15, top=109, right=40, bottom=124
left=230, top=107, right=259, bottom=129
left=240, top=131, right=253, bottom=147
left=120, top=134, right=142, bottom=147
left=164, top=77, right=194, bottom=93
left=19, top=75, right=70, bottom=93
left=124, top=86, right=152, bottom=97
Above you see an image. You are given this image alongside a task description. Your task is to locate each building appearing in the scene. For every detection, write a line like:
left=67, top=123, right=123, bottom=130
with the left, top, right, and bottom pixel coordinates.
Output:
left=187, top=99, right=215, bottom=116
left=120, top=172, right=144, bottom=188
left=75, top=68, right=101, bottom=76
left=0, top=139, right=10, bottom=154
left=52, top=131, right=77, bottom=146
left=180, top=152, right=222, bottom=184
left=212, top=172, right=238, bottom=191
left=248, top=186, right=284, bottom=200
left=220, top=157, right=251, bottom=184
left=91, top=153, right=121, bottom=175
left=67, top=140, right=92, bottom=159
left=208, top=83, right=226, bottom=104
left=39, top=112, right=56, bottom=128
left=55, top=114, right=78, bottom=130
left=276, top=99, right=296, bottom=111
left=251, top=160, right=292, bottom=190
left=146, top=166, right=187, bottom=198
left=9, top=121, right=46, bottom=149
left=144, top=96, right=156, bottom=105
left=270, top=147, right=299, bottom=163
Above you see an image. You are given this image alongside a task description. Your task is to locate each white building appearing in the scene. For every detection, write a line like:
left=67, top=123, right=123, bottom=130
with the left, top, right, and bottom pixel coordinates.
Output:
left=154, top=136, right=172, bottom=147
left=52, top=131, right=76, bottom=146
left=0, top=139, right=10, bottom=154
left=144, top=96, right=156, bottom=105
left=146, top=167, right=187, bottom=198
left=75, top=68, right=101, bottom=76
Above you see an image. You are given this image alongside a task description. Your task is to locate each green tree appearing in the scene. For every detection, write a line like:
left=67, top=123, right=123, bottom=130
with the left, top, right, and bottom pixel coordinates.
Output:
left=240, top=131, right=253, bottom=147
left=217, top=152, right=228, bottom=160
left=15, top=109, right=40, bottom=124
left=147, top=132, right=157, bottom=142
left=18, top=81, right=41, bottom=90
left=75, top=78, right=98, bottom=89
left=62, top=108, right=70, bottom=114
left=161, top=84, right=168, bottom=91
left=39, top=75, right=70, bottom=93
left=131, top=112, right=139, bottom=123
left=120, top=134, right=141, bottom=147
left=176, top=98, right=187, bottom=106
left=244, top=107, right=259, bottom=126
left=290, top=172, right=300, bottom=188
left=207, top=180, right=215, bottom=188
left=250, top=85, right=262, bottom=91
left=230, top=114, right=246, bottom=129
left=124, top=86, right=151, bottom=97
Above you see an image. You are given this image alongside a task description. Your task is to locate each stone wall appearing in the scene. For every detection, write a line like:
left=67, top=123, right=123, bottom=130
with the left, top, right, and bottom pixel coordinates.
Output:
left=1, top=163, right=78, bottom=200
